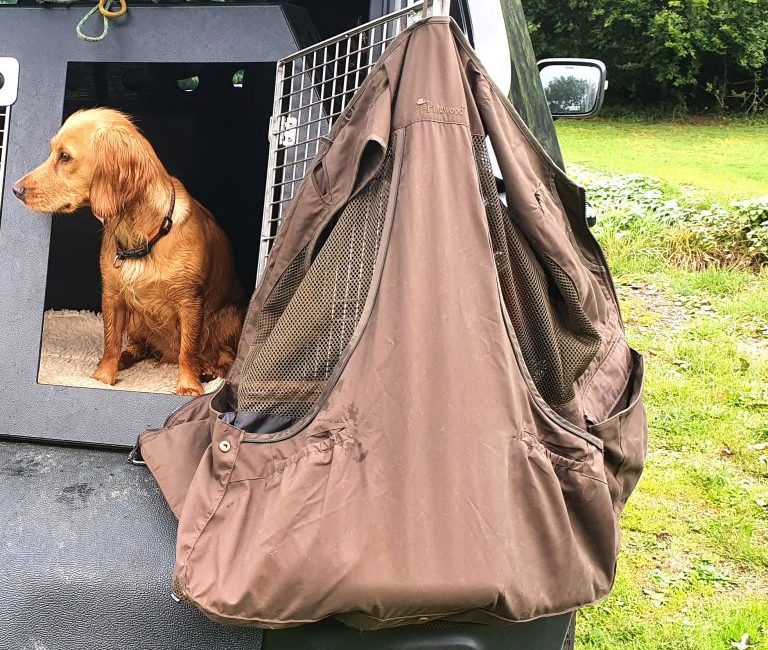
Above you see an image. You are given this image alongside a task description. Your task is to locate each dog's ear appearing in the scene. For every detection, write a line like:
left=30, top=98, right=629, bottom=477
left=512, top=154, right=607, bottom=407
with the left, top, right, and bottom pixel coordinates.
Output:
left=89, top=125, right=159, bottom=220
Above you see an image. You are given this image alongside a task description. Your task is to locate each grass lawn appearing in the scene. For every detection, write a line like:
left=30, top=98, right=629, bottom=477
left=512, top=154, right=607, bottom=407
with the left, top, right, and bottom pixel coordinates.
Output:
left=556, top=120, right=768, bottom=203
left=559, top=121, right=768, bottom=649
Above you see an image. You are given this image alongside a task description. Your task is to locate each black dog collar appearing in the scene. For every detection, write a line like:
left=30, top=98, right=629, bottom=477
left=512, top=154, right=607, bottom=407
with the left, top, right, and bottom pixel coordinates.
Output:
left=114, top=187, right=175, bottom=267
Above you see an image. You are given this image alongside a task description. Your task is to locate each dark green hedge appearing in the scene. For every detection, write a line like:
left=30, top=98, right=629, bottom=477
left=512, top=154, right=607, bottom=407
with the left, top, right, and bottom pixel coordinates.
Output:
left=524, top=0, right=768, bottom=114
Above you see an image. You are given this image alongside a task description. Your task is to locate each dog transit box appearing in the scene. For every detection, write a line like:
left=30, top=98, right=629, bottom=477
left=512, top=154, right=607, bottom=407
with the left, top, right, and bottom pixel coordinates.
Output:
left=0, top=0, right=567, bottom=449
left=0, top=4, right=316, bottom=446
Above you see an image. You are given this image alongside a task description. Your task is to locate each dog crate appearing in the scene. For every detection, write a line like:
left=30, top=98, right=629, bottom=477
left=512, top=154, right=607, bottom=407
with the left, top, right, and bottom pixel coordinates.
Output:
left=0, top=4, right=578, bottom=647
left=0, top=4, right=318, bottom=446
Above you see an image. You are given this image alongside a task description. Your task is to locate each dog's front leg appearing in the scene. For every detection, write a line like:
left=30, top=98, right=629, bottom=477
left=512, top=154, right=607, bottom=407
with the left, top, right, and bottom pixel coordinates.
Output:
left=92, top=295, right=126, bottom=386
left=176, top=298, right=205, bottom=397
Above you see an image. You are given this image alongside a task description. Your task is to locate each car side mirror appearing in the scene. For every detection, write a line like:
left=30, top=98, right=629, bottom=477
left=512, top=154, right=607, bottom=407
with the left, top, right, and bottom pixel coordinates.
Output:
left=537, top=59, right=607, bottom=118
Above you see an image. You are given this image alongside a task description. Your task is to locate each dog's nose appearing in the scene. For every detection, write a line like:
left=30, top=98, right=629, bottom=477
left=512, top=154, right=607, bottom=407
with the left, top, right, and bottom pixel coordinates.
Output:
left=12, top=181, right=26, bottom=200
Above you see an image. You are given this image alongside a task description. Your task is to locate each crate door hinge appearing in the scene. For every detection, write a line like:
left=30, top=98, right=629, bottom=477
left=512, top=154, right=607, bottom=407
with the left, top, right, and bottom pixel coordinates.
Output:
left=271, top=115, right=298, bottom=147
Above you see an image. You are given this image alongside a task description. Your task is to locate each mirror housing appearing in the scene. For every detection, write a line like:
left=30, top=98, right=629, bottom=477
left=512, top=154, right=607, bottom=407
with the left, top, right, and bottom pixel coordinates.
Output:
left=537, top=59, right=607, bottom=118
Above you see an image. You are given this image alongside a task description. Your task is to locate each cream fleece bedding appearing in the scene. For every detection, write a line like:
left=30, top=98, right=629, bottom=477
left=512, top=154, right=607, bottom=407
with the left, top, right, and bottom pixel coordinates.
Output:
left=38, top=309, right=223, bottom=395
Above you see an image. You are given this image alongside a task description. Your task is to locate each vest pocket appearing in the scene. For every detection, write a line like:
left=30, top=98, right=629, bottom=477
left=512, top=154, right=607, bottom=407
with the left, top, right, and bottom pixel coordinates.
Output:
left=587, top=349, right=647, bottom=513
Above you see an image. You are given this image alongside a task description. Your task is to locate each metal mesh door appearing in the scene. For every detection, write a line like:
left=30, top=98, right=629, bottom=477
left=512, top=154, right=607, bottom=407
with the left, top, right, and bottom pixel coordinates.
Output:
left=257, top=0, right=450, bottom=281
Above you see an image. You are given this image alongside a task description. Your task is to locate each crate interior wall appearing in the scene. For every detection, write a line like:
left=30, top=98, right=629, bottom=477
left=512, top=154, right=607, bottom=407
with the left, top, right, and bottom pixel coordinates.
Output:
left=46, top=62, right=274, bottom=313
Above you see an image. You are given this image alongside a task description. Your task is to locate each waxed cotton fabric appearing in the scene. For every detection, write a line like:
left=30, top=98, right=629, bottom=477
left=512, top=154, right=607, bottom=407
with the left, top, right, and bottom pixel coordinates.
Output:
left=139, top=17, right=647, bottom=629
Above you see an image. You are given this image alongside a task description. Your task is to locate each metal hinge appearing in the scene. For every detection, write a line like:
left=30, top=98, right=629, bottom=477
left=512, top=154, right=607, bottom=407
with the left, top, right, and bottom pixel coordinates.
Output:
left=271, top=115, right=298, bottom=147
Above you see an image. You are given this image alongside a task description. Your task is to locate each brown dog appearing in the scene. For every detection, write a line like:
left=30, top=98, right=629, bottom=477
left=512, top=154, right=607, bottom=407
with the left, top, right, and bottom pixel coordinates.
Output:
left=14, top=108, right=245, bottom=396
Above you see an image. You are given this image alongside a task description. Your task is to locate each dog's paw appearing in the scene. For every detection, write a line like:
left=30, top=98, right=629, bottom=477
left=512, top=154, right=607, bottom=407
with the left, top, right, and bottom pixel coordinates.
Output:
left=201, top=366, right=227, bottom=380
left=176, top=382, right=204, bottom=397
left=92, top=365, right=118, bottom=386
left=118, top=351, right=138, bottom=370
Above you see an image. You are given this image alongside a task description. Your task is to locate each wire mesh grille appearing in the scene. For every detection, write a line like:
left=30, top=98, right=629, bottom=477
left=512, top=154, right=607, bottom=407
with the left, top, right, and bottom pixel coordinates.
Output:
left=258, top=0, right=448, bottom=281
left=239, top=139, right=396, bottom=417
left=0, top=107, right=9, bottom=216
left=473, top=135, right=601, bottom=407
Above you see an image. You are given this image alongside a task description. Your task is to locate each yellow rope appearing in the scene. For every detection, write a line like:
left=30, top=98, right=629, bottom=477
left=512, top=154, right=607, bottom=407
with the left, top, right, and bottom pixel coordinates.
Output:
left=77, top=0, right=127, bottom=43
left=98, top=0, right=127, bottom=19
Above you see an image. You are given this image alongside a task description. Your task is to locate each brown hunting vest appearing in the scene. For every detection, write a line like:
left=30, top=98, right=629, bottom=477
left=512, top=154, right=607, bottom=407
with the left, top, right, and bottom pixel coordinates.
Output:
left=139, top=17, right=647, bottom=629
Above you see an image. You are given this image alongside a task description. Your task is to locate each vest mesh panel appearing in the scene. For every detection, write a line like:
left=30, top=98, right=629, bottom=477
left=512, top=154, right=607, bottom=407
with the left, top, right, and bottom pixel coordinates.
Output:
left=473, top=136, right=601, bottom=406
left=237, top=140, right=396, bottom=417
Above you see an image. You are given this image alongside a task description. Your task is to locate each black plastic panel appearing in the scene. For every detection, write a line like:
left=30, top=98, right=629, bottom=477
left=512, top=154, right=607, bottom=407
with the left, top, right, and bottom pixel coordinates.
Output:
left=0, top=440, right=266, bottom=650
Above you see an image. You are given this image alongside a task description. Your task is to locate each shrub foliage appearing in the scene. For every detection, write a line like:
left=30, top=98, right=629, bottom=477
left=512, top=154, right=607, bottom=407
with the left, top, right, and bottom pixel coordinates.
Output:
left=573, top=167, right=768, bottom=268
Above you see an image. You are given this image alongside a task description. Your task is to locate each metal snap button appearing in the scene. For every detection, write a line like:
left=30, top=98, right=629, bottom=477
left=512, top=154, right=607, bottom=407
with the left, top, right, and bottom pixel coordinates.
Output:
left=218, top=440, right=231, bottom=453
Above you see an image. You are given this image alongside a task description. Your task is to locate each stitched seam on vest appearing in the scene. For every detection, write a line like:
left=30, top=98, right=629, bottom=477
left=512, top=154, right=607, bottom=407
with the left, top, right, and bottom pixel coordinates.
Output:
left=398, top=116, right=471, bottom=131
left=516, top=431, right=608, bottom=485
left=178, top=436, right=242, bottom=597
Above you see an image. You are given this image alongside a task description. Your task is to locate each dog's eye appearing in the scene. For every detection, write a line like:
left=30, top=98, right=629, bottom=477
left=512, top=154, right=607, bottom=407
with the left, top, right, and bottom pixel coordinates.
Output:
left=59, top=152, right=72, bottom=163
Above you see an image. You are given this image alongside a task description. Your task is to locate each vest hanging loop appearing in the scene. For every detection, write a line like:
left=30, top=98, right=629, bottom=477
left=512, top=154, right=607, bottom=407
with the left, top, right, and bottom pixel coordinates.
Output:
left=421, top=0, right=450, bottom=20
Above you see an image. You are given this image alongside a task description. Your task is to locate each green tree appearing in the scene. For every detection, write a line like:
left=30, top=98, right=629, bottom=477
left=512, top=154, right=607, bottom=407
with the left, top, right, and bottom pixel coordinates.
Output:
left=524, top=0, right=768, bottom=112
left=543, top=74, right=593, bottom=113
